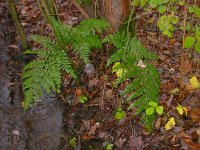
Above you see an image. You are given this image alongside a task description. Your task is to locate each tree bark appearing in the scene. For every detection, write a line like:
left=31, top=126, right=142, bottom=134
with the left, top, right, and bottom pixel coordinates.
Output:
left=6, top=0, right=28, bottom=50
left=85, top=0, right=131, bottom=31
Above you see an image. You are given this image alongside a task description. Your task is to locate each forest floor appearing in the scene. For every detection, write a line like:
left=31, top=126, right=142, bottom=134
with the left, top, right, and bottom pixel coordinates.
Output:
left=2, top=0, right=200, bottom=149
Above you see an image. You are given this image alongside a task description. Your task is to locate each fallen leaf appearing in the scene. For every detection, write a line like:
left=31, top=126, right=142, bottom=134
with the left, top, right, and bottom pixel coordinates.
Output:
left=129, top=135, right=143, bottom=149
left=189, top=76, right=200, bottom=89
left=180, top=60, right=192, bottom=75
left=114, top=138, right=126, bottom=149
left=88, top=122, right=100, bottom=136
left=165, top=117, right=176, bottom=130
left=190, top=109, right=200, bottom=122
left=170, top=88, right=179, bottom=95
left=82, top=120, right=91, bottom=131
left=176, top=105, right=184, bottom=115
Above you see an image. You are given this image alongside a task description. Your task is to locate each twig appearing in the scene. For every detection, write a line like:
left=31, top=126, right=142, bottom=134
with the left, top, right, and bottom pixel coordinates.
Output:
left=121, top=7, right=135, bottom=91
left=72, top=0, right=89, bottom=19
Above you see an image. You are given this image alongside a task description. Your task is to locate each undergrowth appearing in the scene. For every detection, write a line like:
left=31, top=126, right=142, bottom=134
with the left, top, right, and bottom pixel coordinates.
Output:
left=22, top=18, right=108, bottom=108
left=22, top=15, right=160, bottom=133
left=104, top=32, right=160, bottom=133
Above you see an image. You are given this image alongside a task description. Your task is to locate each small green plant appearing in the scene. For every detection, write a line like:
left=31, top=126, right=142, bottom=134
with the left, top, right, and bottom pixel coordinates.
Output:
left=105, top=143, right=113, bottom=150
left=115, top=108, right=126, bottom=120
left=79, top=95, right=88, bottom=103
left=22, top=18, right=108, bottom=108
left=157, top=14, right=179, bottom=38
left=184, top=27, right=200, bottom=53
left=188, top=5, right=200, bottom=18
left=145, top=101, right=164, bottom=116
left=132, top=0, right=182, bottom=38
left=69, top=137, right=77, bottom=148
left=104, top=32, right=160, bottom=133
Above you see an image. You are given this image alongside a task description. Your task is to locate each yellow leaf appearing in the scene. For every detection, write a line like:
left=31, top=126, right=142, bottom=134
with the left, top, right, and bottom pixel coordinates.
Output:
left=164, top=117, right=176, bottom=130
left=182, top=107, right=188, bottom=116
left=112, top=62, right=121, bottom=73
left=170, top=88, right=179, bottom=95
left=176, top=105, right=184, bottom=115
left=189, top=76, right=200, bottom=89
left=116, top=69, right=123, bottom=77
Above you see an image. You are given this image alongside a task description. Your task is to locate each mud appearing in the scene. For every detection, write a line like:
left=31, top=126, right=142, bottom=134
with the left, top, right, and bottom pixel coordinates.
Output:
left=0, top=6, right=67, bottom=150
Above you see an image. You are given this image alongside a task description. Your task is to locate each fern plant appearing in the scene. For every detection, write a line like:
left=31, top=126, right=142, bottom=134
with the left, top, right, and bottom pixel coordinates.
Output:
left=104, top=32, right=160, bottom=133
left=22, top=18, right=108, bottom=108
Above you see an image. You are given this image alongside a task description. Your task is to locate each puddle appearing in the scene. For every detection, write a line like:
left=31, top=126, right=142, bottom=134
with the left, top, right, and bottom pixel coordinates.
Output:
left=0, top=8, right=67, bottom=150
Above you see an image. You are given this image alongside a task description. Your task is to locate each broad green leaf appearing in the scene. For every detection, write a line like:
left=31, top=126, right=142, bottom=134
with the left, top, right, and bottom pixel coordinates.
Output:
left=184, top=36, right=196, bottom=49
left=156, top=106, right=164, bottom=115
left=146, top=107, right=155, bottom=115
left=158, top=6, right=167, bottom=14
left=195, top=42, right=200, bottom=53
left=193, top=5, right=200, bottom=17
left=165, top=117, right=176, bottom=130
left=188, top=6, right=194, bottom=13
left=148, top=101, right=158, bottom=107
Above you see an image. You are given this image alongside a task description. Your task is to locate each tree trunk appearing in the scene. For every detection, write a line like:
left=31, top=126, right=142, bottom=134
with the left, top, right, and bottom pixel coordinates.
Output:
left=85, top=0, right=131, bottom=31
left=6, top=0, right=28, bottom=50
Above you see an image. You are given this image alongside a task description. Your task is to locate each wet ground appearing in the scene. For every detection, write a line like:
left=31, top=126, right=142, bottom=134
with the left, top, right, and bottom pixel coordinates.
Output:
left=0, top=7, right=67, bottom=150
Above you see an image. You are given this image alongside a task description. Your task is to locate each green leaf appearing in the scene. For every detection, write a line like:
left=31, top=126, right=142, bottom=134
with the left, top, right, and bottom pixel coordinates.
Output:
left=195, top=42, right=200, bottom=53
left=195, top=31, right=200, bottom=41
left=146, top=107, right=155, bottom=115
left=69, top=137, right=76, bottom=148
left=184, top=36, right=196, bottom=49
left=115, top=108, right=126, bottom=120
left=158, top=6, right=167, bottom=14
left=178, top=1, right=185, bottom=6
left=79, top=96, right=88, bottom=103
left=188, top=6, right=194, bottom=13
left=156, top=106, right=164, bottom=115
left=163, top=30, right=172, bottom=38
left=193, top=5, right=200, bottom=18
left=141, top=0, right=148, bottom=7
left=148, top=101, right=158, bottom=107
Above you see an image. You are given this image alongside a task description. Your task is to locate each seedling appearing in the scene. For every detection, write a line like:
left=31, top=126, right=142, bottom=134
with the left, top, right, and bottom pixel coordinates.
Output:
left=79, top=96, right=88, bottom=103
left=145, top=101, right=164, bottom=115
left=106, top=143, right=113, bottom=150
left=115, top=108, right=126, bottom=120
left=69, top=137, right=77, bottom=148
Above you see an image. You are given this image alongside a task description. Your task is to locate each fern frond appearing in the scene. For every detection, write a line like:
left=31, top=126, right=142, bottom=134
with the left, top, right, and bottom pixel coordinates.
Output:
left=23, top=18, right=109, bottom=108
left=106, top=32, right=160, bottom=133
